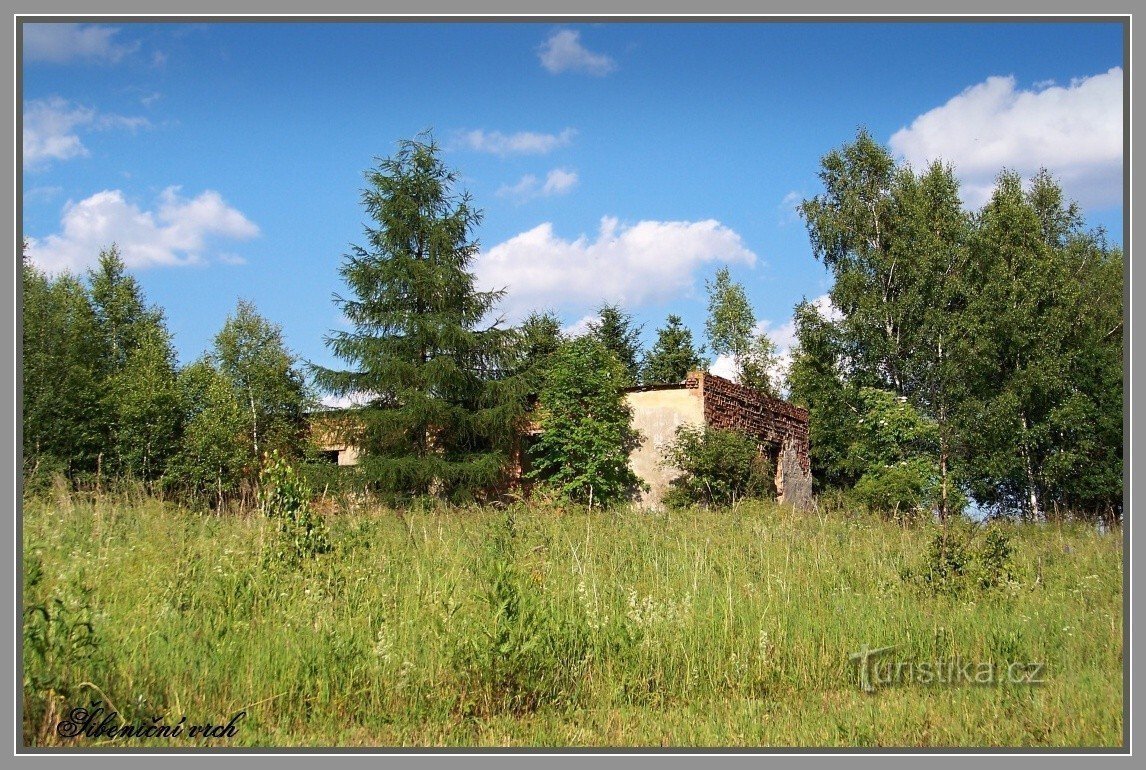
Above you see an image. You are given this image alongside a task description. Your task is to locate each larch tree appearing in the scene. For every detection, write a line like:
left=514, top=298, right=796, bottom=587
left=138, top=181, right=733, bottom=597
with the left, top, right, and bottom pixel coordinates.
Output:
left=312, top=135, right=526, bottom=502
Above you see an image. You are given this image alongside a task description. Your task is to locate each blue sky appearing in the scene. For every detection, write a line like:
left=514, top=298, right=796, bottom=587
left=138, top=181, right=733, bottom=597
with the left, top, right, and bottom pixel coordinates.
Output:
left=21, top=21, right=1125, bottom=394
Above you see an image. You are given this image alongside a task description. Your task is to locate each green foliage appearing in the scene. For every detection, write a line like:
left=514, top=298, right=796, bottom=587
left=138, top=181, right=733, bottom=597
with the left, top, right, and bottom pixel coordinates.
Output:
left=22, top=258, right=106, bottom=478
left=641, top=314, right=707, bottom=385
left=88, top=247, right=184, bottom=484
left=903, top=522, right=1016, bottom=595
left=704, top=267, right=754, bottom=359
left=88, top=246, right=164, bottom=373
left=738, top=331, right=780, bottom=398
left=451, top=512, right=599, bottom=715
left=166, top=360, right=249, bottom=506
left=213, top=299, right=311, bottom=463
left=527, top=337, right=643, bottom=508
left=103, top=322, right=183, bottom=485
left=661, top=424, right=774, bottom=508
left=799, top=130, right=1121, bottom=521
left=511, top=310, right=564, bottom=395
left=704, top=267, right=757, bottom=380
left=259, top=452, right=331, bottom=565
left=312, top=135, right=526, bottom=503
left=786, top=298, right=858, bottom=491
left=845, top=388, right=957, bottom=519
left=955, top=171, right=1123, bottom=520
left=587, top=302, right=644, bottom=385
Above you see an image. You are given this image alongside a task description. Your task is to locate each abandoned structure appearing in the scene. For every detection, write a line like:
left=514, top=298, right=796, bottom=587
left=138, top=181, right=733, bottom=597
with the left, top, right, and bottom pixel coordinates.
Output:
left=311, top=370, right=812, bottom=509
left=623, top=372, right=811, bottom=509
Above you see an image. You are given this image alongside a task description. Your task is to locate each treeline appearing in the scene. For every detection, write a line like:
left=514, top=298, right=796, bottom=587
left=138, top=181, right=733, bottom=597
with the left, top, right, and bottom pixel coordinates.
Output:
left=21, top=130, right=1123, bottom=522
left=22, top=246, right=311, bottom=505
left=787, top=131, right=1123, bottom=522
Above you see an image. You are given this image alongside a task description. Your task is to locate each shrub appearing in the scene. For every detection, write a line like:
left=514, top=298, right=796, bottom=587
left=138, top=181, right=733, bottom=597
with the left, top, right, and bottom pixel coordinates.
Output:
left=527, top=337, right=644, bottom=508
left=903, top=521, right=1016, bottom=594
left=259, top=452, right=331, bottom=565
left=661, top=424, right=774, bottom=508
left=451, top=512, right=594, bottom=715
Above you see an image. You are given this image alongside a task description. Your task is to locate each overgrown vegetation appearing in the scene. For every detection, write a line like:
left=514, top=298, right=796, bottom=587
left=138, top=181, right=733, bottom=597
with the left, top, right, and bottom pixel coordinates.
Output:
left=661, top=425, right=774, bottom=508
left=527, top=336, right=644, bottom=508
left=259, top=453, right=331, bottom=566
left=21, top=493, right=1122, bottom=747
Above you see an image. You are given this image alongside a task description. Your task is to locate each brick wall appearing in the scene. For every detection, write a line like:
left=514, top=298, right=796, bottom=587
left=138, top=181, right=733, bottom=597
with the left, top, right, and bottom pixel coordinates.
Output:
left=688, top=372, right=810, bottom=475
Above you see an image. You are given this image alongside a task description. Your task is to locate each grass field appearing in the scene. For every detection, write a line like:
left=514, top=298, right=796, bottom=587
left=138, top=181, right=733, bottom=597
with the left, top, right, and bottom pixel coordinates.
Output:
left=21, top=489, right=1124, bottom=748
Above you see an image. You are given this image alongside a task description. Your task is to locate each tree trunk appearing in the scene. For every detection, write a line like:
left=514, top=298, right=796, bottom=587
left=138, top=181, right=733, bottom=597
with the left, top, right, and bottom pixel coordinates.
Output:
left=1020, top=414, right=1042, bottom=520
left=249, top=390, right=259, bottom=459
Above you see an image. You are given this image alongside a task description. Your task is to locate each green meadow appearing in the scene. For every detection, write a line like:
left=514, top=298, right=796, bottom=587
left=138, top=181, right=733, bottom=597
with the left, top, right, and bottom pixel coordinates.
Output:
left=21, top=490, right=1123, bottom=748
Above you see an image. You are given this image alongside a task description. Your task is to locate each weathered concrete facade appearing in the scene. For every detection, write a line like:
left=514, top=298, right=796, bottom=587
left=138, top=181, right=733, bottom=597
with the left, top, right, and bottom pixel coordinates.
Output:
left=310, top=413, right=362, bottom=466
left=624, top=385, right=705, bottom=508
left=625, top=372, right=812, bottom=510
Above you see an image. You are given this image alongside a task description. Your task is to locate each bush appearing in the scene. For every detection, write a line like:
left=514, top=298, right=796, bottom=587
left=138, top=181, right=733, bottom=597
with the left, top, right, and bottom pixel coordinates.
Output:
left=903, top=521, right=1016, bottom=594
left=661, top=424, right=774, bottom=508
left=259, top=452, right=331, bottom=565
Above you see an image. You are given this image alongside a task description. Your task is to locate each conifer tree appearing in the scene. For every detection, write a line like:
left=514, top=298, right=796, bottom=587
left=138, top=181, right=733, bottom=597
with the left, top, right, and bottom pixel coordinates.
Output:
left=641, top=314, right=706, bottom=384
left=313, top=136, right=525, bottom=502
left=587, top=302, right=644, bottom=385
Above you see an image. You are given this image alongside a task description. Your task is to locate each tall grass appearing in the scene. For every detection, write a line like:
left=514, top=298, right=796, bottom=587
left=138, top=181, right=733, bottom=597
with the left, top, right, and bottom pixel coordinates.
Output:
left=21, top=492, right=1123, bottom=747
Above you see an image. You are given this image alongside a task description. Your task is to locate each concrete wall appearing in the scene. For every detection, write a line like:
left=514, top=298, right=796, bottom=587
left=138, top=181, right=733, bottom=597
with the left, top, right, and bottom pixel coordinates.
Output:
left=310, top=414, right=362, bottom=467
left=625, top=387, right=704, bottom=508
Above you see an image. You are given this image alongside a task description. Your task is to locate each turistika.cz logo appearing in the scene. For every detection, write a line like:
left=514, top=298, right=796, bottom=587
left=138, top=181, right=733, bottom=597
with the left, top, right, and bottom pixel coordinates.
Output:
left=848, top=644, right=1046, bottom=692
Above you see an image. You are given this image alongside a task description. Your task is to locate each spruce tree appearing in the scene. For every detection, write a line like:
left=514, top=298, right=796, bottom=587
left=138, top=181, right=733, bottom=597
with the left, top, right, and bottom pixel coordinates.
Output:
left=313, top=136, right=525, bottom=502
left=587, top=302, right=643, bottom=385
left=641, top=314, right=706, bottom=384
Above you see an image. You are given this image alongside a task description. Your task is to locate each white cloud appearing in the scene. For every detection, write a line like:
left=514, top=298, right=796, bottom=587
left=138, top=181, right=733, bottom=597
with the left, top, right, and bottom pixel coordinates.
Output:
left=24, top=23, right=140, bottom=64
left=26, top=187, right=259, bottom=274
left=538, top=30, right=617, bottom=76
left=709, top=354, right=738, bottom=381
left=24, top=97, right=149, bottom=169
left=457, top=128, right=577, bottom=156
left=561, top=314, right=596, bottom=338
left=475, top=216, right=757, bottom=321
left=320, top=392, right=374, bottom=409
left=777, top=190, right=804, bottom=226
left=889, top=67, right=1123, bottom=209
left=497, top=168, right=579, bottom=202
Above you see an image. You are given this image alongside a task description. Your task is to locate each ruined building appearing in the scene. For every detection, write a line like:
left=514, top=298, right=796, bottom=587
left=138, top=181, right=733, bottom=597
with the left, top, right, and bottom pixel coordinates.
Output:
left=312, top=371, right=812, bottom=509
left=623, top=371, right=811, bottom=509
